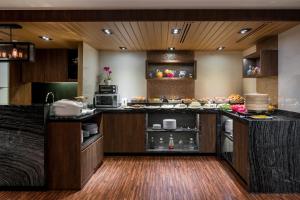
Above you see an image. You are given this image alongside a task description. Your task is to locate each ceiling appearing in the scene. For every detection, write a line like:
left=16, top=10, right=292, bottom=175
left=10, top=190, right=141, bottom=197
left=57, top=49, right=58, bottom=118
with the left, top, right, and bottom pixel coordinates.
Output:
left=1, top=0, right=300, bottom=9
left=0, top=21, right=298, bottom=51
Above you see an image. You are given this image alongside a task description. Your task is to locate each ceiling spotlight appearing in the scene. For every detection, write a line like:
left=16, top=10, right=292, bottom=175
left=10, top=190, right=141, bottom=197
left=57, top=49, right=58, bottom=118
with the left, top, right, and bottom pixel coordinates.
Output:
left=217, top=46, right=225, bottom=51
left=168, top=47, right=175, bottom=51
left=171, top=28, right=181, bottom=35
left=102, top=29, right=113, bottom=35
left=119, top=47, right=127, bottom=50
left=239, top=28, right=252, bottom=34
left=39, top=35, right=52, bottom=41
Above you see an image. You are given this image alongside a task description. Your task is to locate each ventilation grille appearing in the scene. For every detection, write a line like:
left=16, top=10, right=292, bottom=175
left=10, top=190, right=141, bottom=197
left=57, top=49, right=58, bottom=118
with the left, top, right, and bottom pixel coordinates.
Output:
left=236, top=23, right=269, bottom=43
left=180, top=23, right=192, bottom=44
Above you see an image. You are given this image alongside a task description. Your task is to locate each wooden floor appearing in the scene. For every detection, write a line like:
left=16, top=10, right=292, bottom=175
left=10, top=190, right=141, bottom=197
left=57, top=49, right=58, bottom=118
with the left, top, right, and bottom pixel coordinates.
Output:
left=1, top=156, right=300, bottom=200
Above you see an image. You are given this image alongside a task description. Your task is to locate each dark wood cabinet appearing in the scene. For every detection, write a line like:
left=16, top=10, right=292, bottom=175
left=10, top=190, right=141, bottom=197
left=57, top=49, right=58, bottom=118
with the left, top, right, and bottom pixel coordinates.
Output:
left=102, top=113, right=146, bottom=153
left=233, top=120, right=249, bottom=184
left=242, top=36, right=278, bottom=78
left=47, top=114, right=103, bottom=190
left=81, top=137, right=103, bottom=186
left=22, top=49, right=77, bottom=82
left=44, top=49, right=68, bottom=82
left=22, top=49, right=47, bottom=82
left=199, top=114, right=217, bottom=153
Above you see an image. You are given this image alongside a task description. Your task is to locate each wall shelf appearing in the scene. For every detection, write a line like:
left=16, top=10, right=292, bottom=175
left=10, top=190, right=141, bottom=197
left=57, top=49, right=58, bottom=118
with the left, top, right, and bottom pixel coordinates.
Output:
left=242, top=36, right=278, bottom=78
left=146, top=128, right=199, bottom=132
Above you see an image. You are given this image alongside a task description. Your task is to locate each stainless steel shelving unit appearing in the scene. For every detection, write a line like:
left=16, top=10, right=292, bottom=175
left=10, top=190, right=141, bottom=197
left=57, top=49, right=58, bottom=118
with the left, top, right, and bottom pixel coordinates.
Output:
left=145, top=113, right=200, bottom=153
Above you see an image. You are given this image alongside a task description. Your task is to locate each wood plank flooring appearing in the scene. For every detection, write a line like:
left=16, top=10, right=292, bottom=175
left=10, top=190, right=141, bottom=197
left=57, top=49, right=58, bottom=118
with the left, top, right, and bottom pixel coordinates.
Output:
left=0, top=156, right=300, bottom=200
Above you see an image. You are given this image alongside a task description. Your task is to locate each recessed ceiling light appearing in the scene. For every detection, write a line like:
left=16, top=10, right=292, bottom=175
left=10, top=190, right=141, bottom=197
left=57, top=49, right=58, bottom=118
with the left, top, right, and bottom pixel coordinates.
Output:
left=102, top=29, right=113, bottom=35
left=239, top=28, right=252, bottom=34
left=168, top=47, right=175, bottom=51
left=39, top=35, right=52, bottom=41
left=119, top=47, right=127, bottom=50
left=217, top=46, right=225, bottom=51
left=171, top=28, right=181, bottom=35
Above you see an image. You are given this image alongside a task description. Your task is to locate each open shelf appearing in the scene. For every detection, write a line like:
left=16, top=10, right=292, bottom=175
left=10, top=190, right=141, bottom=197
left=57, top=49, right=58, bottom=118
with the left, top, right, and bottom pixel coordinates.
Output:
left=146, top=77, right=194, bottom=81
left=81, top=133, right=102, bottom=151
left=146, top=60, right=197, bottom=80
left=146, top=148, right=199, bottom=153
left=146, top=128, right=199, bottom=132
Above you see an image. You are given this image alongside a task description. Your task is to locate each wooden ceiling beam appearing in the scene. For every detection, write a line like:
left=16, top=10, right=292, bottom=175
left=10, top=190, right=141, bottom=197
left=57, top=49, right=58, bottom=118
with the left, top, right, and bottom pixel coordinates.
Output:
left=1, top=9, right=300, bottom=22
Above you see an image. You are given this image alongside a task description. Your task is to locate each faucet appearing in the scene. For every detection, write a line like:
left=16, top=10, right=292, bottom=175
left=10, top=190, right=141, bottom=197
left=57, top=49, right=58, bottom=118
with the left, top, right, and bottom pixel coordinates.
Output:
left=45, top=92, right=55, bottom=104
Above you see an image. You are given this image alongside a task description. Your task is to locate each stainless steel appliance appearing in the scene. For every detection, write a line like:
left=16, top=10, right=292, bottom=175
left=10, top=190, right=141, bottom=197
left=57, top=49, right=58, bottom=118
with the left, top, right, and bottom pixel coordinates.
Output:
left=99, top=85, right=118, bottom=94
left=94, top=93, right=120, bottom=108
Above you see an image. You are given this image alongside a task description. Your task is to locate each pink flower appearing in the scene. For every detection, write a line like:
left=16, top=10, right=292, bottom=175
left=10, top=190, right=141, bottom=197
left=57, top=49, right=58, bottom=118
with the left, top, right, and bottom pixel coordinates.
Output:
left=109, top=70, right=112, bottom=74
left=104, top=66, right=110, bottom=71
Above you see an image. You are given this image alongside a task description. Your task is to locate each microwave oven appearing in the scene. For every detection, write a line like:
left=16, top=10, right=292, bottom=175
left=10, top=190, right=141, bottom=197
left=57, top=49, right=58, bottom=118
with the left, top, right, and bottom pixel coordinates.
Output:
left=99, top=85, right=118, bottom=94
left=94, top=94, right=120, bottom=108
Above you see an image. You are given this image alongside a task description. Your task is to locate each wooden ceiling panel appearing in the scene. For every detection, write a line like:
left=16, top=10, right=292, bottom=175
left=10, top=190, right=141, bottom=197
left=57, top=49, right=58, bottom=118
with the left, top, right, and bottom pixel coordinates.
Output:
left=0, top=21, right=298, bottom=51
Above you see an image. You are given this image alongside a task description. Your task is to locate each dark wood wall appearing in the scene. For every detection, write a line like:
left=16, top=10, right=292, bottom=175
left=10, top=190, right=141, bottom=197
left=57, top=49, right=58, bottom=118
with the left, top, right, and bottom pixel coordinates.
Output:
left=1, top=10, right=300, bottom=21
left=9, top=63, right=32, bottom=105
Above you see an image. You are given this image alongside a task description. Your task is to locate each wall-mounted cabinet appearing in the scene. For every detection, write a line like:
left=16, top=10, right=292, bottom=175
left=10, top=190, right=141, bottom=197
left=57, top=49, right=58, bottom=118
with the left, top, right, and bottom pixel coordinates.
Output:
left=242, top=36, right=278, bottom=78
left=242, top=50, right=278, bottom=78
left=22, top=49, right=78, bottom=83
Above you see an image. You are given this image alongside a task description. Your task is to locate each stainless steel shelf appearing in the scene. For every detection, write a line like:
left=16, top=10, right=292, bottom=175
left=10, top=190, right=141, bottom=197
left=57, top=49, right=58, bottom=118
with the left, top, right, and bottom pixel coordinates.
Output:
left=146, top=128, right=199, bottom=132
left=146, top=148, right=199, bottom=153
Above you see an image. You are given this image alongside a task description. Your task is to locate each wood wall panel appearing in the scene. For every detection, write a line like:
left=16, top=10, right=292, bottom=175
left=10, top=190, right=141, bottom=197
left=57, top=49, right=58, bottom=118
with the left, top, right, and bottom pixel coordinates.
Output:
left=9, top=63, right=32, bottom=105
left=147, top=79, right=195, bottom=99
left=22, top=49, right=70, bottom=83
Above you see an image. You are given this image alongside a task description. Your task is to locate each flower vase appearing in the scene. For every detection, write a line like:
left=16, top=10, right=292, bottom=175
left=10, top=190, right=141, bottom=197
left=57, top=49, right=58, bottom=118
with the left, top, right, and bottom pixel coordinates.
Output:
left=104, top=80, right=112, bottom=85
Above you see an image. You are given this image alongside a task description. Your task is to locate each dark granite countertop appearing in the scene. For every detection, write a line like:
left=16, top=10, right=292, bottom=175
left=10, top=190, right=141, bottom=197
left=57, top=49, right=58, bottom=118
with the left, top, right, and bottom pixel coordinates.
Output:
left=48, top=107, right=219, bottom=122
left=97, top=107, right=219, bottom=113
left=48, top=106, right=300, bottom=123
left=48, top=110, right=102, bottom=122
left=221, top=110, right=300, bottom=124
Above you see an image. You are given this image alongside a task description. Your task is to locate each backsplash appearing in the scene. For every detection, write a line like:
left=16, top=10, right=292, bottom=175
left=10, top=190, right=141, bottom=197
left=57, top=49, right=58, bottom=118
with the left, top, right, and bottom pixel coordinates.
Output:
left=32, top=82, right=78, bottom=104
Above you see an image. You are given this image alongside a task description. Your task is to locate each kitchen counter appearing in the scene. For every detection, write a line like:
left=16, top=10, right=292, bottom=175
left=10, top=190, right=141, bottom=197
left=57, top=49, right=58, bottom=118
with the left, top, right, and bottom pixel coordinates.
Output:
left=48, top=107, right=219, bottom=122
left=222, top=110, right=300, bottom=123
left=3, top=104, right=298, bottom=192
left=48, top=110, right=102, bottom=122
left=220, top=109, right=300, bottom=193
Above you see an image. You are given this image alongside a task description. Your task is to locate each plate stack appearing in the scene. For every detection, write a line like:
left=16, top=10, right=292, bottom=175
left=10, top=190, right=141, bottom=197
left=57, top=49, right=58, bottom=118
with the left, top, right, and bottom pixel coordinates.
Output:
left=163, top=119, right=177, bottom=130
left=82, top=123, right=99, bottom=136
left=245, top=93, right=269, bottom=113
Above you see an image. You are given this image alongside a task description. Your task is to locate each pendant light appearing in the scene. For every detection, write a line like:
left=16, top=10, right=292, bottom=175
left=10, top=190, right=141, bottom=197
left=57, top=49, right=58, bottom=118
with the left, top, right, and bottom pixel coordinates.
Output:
left=0, top=24, right=35, bottom=62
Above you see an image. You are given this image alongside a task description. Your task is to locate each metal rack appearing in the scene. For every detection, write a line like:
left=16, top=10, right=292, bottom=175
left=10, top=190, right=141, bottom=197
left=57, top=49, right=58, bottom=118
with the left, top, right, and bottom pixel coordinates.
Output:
left=145, top=113, right=200, bottom=153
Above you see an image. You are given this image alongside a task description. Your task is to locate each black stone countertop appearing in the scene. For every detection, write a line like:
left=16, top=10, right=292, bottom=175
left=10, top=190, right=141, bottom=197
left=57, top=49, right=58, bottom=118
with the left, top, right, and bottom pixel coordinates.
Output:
left=48, top=110, right=103, bottom=122
left=48, top=107, right=300, bottom=122
left=221, top=110, right=300, bottom=124
left=48, top=107, right=219, bottom=122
